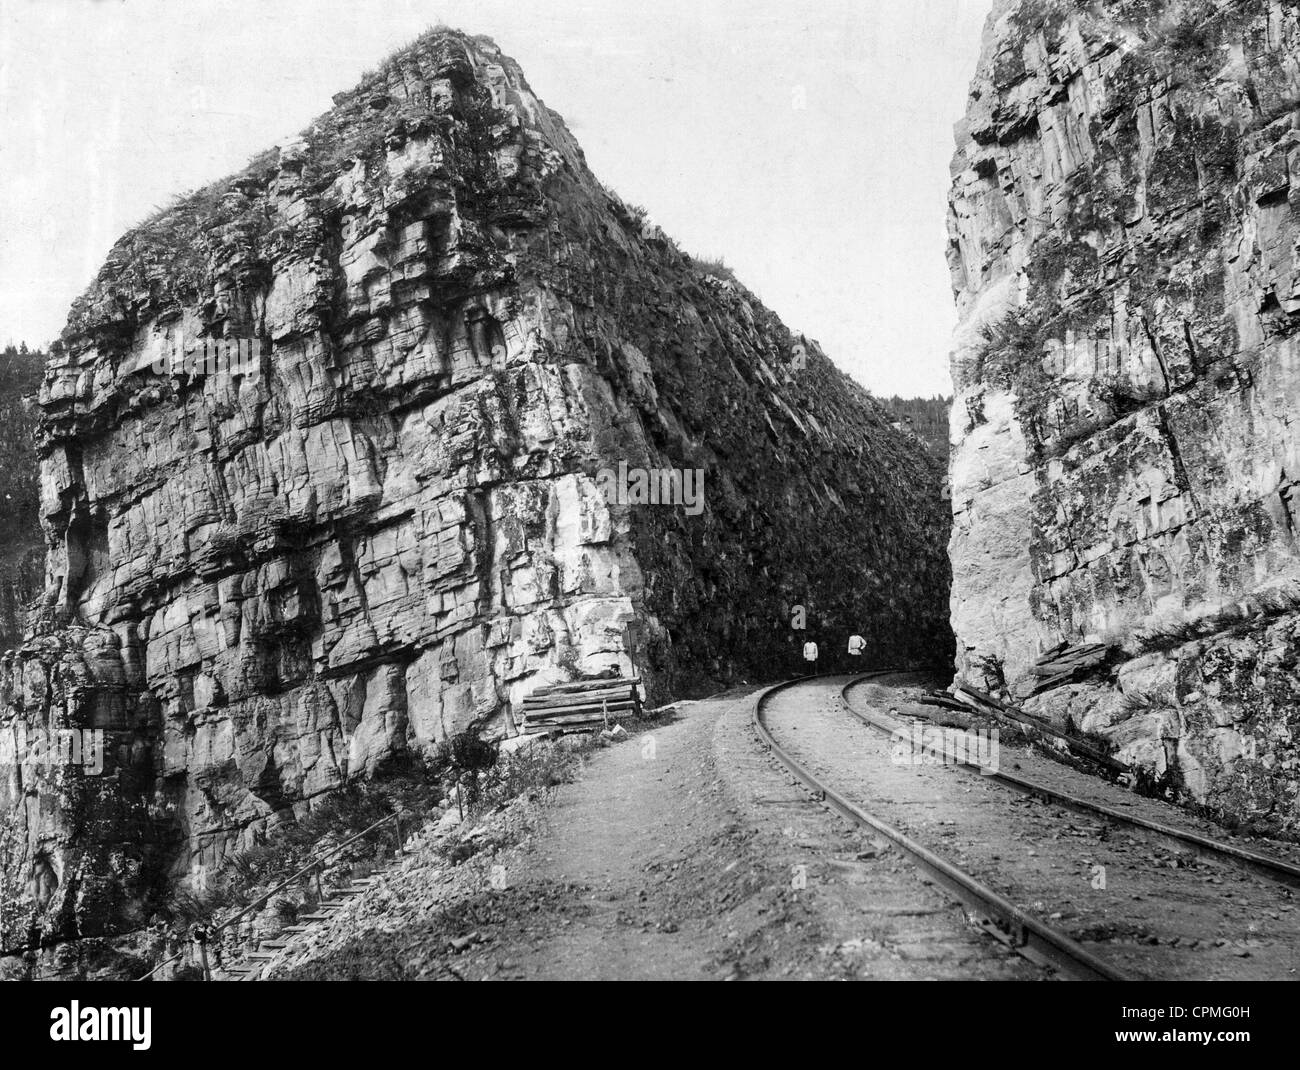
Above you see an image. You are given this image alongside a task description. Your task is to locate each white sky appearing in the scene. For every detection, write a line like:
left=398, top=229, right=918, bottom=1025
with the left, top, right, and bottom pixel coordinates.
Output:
left=0, top=0, right=992, bottom=397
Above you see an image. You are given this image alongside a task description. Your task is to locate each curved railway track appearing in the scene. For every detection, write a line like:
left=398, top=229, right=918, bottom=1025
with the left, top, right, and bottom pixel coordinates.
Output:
left=753, top=672, right=1300, bottom=981
left=838, top=676, right=1300, bottom=892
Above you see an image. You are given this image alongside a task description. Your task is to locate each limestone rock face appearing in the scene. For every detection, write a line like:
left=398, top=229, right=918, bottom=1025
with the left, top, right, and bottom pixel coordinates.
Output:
left=2, top=29, right=949, bottom=958
left=0, top=347, right=45, bottom=654
left=948, top=0, right=1300, bottom=833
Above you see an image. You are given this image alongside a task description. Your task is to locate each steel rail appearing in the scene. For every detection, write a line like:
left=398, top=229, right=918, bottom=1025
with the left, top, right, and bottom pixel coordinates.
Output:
left=752, top=672, right=1134, bottom=981
left=841, top=674, right=1300, bottom=891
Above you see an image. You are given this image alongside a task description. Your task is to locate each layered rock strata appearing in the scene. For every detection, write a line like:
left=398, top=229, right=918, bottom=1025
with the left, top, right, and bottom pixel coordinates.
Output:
left=1, top=29, right=950, bottom=962
left=948, top=0, right=1300, bottom=833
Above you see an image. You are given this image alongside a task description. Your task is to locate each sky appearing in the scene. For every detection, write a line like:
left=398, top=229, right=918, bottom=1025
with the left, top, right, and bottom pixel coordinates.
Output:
left=0, top=0, right=993, bottom=398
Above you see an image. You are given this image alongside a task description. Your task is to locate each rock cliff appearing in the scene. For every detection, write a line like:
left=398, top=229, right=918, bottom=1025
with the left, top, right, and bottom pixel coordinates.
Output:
left=948, top=0, right=1300, bottom=834
left=0, top=346, right=45, bottom=654
left=1, top=28, right=950, bottom=967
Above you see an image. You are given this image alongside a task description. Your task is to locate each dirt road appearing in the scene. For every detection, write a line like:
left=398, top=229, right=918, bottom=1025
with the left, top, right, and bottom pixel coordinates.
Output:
left=271, top=680, right=1040, bottom=980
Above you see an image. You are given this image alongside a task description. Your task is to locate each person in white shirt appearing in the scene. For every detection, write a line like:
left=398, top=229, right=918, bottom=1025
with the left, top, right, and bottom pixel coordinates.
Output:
left=847, top=634, right=866, bottom=657
left=802, top=638, right=819, bottom=675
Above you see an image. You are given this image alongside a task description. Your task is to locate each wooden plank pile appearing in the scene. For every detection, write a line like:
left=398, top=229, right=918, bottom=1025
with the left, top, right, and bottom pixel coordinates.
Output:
left=919, top=691, right=973, bottom=713
left=1027, top=641, right=1110, bottom=695
left=521, top=677, right=642, bottom=735
left=949, top=681, right=1128, bottom=774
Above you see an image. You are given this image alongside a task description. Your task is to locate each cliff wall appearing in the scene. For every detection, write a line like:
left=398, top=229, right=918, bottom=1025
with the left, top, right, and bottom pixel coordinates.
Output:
left=0, top=346, right=44, bottom=654
left=948, top=0, right=1300, bottom=834
left=2, top=29, right=951, bottom=964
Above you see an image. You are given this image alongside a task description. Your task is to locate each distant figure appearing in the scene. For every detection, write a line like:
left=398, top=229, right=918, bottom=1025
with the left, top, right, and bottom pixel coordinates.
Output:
left=802, top=638, right=819, bottom=676
left=847, top=634, right=866, bottom=657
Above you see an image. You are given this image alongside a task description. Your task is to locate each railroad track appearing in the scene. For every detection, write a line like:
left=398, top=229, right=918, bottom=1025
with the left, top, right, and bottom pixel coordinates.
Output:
left=839, top=675, right=1300, bottom=892
left=753, top=672, right=1300, bottom=981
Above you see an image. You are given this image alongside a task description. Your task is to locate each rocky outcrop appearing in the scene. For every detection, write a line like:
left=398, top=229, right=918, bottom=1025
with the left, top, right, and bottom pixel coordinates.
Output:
left=0, top=346, right=45, bottom=653
left=2, top=29, right=950, bottom=964
left=948, top=0, right=1300, bottom=834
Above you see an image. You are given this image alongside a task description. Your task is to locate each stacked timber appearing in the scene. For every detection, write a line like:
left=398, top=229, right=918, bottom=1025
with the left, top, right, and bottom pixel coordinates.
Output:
left=948, top=681, right=1127, bottom=774
left=521, top=678, right=642, bottom=735
left=1027, top=642, right=1110, bottom=696
left=919, top=691, right=972, bottom=713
